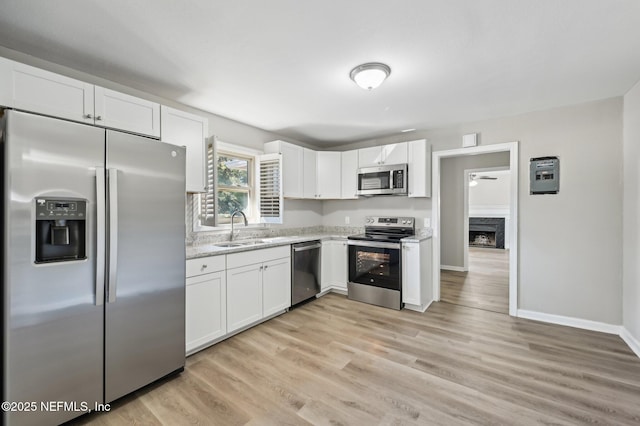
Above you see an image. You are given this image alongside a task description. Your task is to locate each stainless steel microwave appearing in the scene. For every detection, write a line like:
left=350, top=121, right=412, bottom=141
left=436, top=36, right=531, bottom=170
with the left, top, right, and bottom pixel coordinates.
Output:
left=357, top=164, right=408, bottom=196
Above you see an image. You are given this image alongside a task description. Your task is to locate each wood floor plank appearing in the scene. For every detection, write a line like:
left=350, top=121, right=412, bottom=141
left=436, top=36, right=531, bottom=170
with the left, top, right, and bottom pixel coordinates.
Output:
left=69, top=293, right=640, bottom=425
left=441, top=247, right=509, bottom=314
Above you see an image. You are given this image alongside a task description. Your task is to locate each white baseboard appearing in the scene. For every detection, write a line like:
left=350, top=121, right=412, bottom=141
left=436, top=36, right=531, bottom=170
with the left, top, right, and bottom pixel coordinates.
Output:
left=441, top=265, right=468, bottom=272
left=516, top=309, right=621, bottom=334
left=516, top=310, right=640, bottom=359
left=317, top=286, right=348, bottom=297
left=620, top=327, right=640, bottom=358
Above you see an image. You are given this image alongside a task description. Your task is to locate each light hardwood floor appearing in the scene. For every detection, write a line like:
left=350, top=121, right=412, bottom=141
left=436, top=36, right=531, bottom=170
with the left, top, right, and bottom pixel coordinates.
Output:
left=441, top=247, right=509, bottom=314
left=71, top=293, right=640, bottom=425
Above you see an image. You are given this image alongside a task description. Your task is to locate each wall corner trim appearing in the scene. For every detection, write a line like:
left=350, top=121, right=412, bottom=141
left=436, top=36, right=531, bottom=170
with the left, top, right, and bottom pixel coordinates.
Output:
left=404, top=299, right=433, bottom=313
left=620, top=327, right=640, bottom=358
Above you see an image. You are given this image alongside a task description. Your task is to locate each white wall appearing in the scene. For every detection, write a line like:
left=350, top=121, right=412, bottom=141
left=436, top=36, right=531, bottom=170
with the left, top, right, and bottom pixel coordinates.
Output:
left=469, top=171, right=511, bottom=210
left=623, top=79, right=640, bottom=343
left=332, top=97, right=624, bottom=325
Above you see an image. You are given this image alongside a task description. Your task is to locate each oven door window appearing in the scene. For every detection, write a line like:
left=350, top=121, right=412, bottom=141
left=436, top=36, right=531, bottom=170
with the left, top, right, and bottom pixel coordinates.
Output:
left=348, top=245, right=401, bottom=290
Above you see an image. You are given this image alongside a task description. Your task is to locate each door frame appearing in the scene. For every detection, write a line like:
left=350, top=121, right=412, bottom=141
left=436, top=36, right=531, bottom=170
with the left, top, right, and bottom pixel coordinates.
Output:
left=463, top=166, right=510, bottom=271
left=432, top=141, right=519, bottom=316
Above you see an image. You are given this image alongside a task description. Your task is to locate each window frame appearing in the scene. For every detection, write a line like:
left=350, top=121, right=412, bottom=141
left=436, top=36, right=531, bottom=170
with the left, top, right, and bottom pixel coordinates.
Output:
left=193, top=139, right=266, bottom=231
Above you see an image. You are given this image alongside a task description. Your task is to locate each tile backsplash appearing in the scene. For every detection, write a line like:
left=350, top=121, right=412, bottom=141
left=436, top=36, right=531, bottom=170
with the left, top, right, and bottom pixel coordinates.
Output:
left=186, top=196, right=362, bottom=246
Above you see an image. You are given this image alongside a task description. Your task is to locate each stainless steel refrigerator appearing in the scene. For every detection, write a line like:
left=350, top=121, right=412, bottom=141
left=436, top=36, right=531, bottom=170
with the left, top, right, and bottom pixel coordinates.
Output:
left=1, top=110, right=186, bottom=425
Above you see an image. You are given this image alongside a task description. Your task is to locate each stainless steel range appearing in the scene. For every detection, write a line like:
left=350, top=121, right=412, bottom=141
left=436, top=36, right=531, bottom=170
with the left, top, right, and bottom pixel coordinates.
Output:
left=347, top=216, right=415, bottom=310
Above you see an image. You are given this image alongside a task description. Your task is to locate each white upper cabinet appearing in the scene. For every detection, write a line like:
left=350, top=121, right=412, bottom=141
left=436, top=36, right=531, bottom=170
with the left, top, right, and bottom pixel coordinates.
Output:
left=0, top=57, right=12, bottom=106
left=303, top=148, right=317, bottom=199
left=264, top=140, right=304, bottom=198
left=407, top=139, right=431, bottom=198
left=357, top=146, right=384, bottom=168
left=161, top=106, right=208, bottom=193
left=3, top=61, right=94, bottom=124
left=340, top=150, right=358, bottom=199
left=95, top=87, right=160, bottom=137
left=316, top=151, right=342, bottom=199
left=265, top=142, right=343, bottom=200
left=383, top=143, right=409, bottom=165
left=303, top=149, right=342, bottom=199
left=0, top=58, right=160, bottom=137
left=358, top=142, right=408, bottom=167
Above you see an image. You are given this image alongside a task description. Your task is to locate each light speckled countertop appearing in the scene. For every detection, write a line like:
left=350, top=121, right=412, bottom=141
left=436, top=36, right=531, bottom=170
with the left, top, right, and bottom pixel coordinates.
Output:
left=186, top=234, right=348, bottom=259
left=186, top=228, right=433, bottom=259
left=400, top=228, right=433, bottom=243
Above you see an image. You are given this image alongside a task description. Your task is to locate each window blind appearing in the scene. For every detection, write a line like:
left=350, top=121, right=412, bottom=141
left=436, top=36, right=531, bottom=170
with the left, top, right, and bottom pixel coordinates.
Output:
left=258, top=153, right=283, bottom=224
left=200, top=139, right=216, bottom=226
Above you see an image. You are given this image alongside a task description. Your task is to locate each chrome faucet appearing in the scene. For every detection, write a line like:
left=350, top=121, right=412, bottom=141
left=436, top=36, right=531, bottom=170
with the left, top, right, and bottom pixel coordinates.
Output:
left=230, top=210, right=248, bottom=241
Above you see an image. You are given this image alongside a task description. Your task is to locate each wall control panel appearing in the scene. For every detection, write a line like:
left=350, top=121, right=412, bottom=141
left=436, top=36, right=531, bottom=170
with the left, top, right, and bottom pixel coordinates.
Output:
left=530, top=156, right=559, bottom=194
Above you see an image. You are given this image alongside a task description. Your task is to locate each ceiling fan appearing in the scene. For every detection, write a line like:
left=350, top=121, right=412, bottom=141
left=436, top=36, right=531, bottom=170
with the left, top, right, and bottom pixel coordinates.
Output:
left=469, top=173, right=497, bottom=187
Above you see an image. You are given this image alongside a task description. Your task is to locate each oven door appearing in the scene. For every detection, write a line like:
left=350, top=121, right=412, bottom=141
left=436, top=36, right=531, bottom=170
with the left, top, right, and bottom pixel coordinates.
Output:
left=348, top=240, right=401, bottom=290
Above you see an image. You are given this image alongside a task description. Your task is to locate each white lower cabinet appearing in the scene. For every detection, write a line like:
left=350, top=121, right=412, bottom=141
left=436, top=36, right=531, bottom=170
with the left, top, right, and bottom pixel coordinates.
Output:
left=185, top=256, right=227, bottom=355
left=321, top=240, right=348, bottom=292
left=185, top=245, right=293, bottom=355
left=226, top=263, right=264, bottom=333
left=226, top=246, right=291, bottom=334
left=401, top=239, right=433, bottom=312
left=262, top=257, right=292, bottom=317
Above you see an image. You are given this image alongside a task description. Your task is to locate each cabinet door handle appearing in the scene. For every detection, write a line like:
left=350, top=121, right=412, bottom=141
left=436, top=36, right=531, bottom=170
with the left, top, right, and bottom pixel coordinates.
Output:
left=201, top=264, right=208, bottom=271
left=85, top=114, right=93, bottom=119
left=95, top=115, right=103, bottom=121
left=264, top=265, right=268, bottom=270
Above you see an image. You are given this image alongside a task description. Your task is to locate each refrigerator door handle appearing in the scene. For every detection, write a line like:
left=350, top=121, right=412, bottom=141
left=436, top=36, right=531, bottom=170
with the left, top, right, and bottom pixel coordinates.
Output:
left=96, top=167, right=106, bottom=306
left=107, top=168, right=119, bottom=303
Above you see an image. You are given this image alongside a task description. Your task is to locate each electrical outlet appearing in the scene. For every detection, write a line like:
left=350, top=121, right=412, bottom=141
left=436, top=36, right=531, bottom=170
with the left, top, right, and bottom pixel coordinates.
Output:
left=424, top=218, right=431, bottom=228
left=345, top=216, right=350, bottom=225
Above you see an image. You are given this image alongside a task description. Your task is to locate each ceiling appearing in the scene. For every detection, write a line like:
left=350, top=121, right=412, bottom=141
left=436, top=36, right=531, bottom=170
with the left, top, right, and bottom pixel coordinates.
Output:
left=1, top=1, right=639, bottom=146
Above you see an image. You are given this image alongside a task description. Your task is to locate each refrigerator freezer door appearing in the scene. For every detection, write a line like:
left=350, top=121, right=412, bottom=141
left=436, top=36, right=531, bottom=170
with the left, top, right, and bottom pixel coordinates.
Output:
left=104, top=131, right=186, bottom=403
left=2, top=111, right=105, bottom=426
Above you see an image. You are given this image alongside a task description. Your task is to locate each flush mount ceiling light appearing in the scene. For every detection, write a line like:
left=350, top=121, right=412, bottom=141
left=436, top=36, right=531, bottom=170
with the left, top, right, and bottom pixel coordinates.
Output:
left=349, top=62, right=391, bottom=90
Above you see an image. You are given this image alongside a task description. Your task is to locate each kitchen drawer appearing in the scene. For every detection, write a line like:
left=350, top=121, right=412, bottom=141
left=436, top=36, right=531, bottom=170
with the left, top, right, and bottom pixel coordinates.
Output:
left=226, top=245, right=290, bottom=270
left=186, top=255, right=226, bottom=278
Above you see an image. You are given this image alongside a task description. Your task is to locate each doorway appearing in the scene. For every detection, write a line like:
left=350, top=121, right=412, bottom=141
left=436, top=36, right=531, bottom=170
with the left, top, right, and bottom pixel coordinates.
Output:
left=431, top=142, right=519, bottom=316
left=440, top=167, right=511, bottom=314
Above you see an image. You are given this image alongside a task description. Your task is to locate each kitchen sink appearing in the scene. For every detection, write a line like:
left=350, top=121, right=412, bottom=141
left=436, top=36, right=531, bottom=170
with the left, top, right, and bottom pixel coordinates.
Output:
left=213, top=240, right=263, bottom=248
left=212, top=236, right=295, bottom=249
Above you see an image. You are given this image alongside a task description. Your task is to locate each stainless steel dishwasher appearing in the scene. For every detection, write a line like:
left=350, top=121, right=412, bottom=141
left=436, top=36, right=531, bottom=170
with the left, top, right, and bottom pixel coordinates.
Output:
left=291, top=240, right=322, bottom=306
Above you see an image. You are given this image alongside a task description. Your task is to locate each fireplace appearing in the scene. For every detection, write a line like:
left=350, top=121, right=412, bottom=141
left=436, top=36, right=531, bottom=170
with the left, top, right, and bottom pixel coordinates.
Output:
left=469, top=217, right=505, bottom=249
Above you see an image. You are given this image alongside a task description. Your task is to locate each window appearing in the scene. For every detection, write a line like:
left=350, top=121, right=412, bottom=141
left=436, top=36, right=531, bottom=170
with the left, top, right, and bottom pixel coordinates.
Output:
left=196, top=139, right=282, bottom=229
left=216, top=151, right=253, bottom=224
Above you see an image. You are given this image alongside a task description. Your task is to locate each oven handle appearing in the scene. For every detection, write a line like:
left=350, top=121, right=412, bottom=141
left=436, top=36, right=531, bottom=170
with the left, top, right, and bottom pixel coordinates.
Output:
left=347, top=240, right=401, bottom=250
